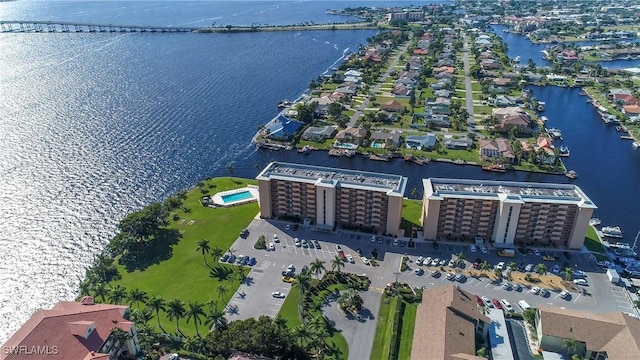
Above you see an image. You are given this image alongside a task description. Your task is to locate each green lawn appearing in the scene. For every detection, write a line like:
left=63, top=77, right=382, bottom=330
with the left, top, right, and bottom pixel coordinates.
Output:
left=112, top=177, right=260, bottom=337
left=400, top=199, right=422, bottom=236
left=584, top=226, right=607, bottom=256
left=370, top=296, right=398, bottom=360
left=397, top=302, right=417, bottom=360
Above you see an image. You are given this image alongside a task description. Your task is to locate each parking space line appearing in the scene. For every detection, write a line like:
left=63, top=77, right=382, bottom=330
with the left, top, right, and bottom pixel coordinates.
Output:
left=572, top=294, right=581, bottom=302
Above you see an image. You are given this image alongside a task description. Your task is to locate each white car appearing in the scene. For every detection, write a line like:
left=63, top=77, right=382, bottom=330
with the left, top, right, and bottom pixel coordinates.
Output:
left=294, top=238, right=301, bottom=247
left=361, top=257, right=371, bottom=265
left=502, top=282, right=512, bottom=290
left=455, top=273, right=466, bottom=282
left=552, top=264, right=561, bottom=274
left=287, top=264, right=295, bottom=272
left=169, top=354, right=180, bottom=360
left=431, top=258, right=440, bottom=266
left=392, top=239, right=399, bottom=246
left=525, top=263, right=534, bottom=272
left=500, top=299, right=513, bottom=311
left=470, top=245, right=477, bottom=253
left=272, top=291, right=286, bottom=298
left=533, top=249, right=541, bottom=256
left=446, top=272, right=456, bottom=280
left=573, top=279, right=588, bottom=286
left=371, top=236, right=377, bottom=243
left=424, top=257, right=432, bottom=266
left=439, top=259, right=447, bottom=266
left=531, top=286, right=540, bottom=295
left=346, top=254, right=354, bottom=263
left=414, top=268, right=424, bottom=276
left=273, top=234, right=280, bottom=243
left=416, top=256, right=425, bottom=266
left=448, top=259, right=456, bottom=267
left=482, top=296, right=493, bottom=308
left=268, top=242, right=275, bottom=251
left=560, top=290, right=570, bottom=299
left=335, top=244, right=343, bottom=252
left=285, top=224, right=291, bottom=230
left=480, top=246, right=488, bottom=254
left=573, top=269, right=586, bottom=278
left=496, top=261, right=505, bottom=270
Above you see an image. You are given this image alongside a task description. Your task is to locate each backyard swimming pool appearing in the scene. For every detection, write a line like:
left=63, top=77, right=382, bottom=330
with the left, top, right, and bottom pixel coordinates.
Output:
left=221, top=191, right=253, bottom=203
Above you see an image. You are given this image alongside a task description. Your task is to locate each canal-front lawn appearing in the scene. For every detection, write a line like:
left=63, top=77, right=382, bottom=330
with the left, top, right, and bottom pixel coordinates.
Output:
left=110, top=177, right=259, bottom=336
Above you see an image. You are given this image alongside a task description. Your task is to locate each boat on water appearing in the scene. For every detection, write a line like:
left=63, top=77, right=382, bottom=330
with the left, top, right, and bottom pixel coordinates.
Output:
left=589, top=218, right=602, bottom=226
left=602, top=226, right=623, bottom=238
left=482, top=163, right=507, bottom=173
left=633, top=141, right=640, bottom=149
left=565, top=170, right=578, bottom=179
left=297, top=145, right=312, bottom=154
left=547, top=128, right=562, bottom=140
left=514, top=55, right=521, bottom=63
left=558, top=146, right=570, bottom=157
left=277, top=100, right=294, bottom=109
left=540, top=116, right=548, bottom=123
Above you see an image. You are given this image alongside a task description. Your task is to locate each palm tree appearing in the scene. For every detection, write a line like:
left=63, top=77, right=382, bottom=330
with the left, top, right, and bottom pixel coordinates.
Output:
left=293, top=269, right=312, bottom=306
left=562, top=338, right=580, bottom=356
left=535, top=263, right=548, bottom=279
left=480, top=261, right=492, bottom=273
left=217, top=285, right=228, bottom=301
left=293, top=325, right=311, bottom=348
left=109, top=327, right=131, bottom=354
left=166, top=299, right=186, bottom=334
left=147, top=295, right=166, bottom=330
left=109, top=285, right=127, bottom=305
left=331, top=256, right=345, bottom=273
left=507, top=262, right=518, bottom=276
left=455, top=252, right=465, bottom=266
left=185, top=301, right=206, bottom=337
left=563, top=267, right=574, bottom=282
left=310, top=258, right=326, bottom=279
left=196, top=239, right=211, bottom=265
left=205, top=308, right=228, bottom=331
left=130, top=307, right=154, bottom=325
left=211, top=247, right=224, bottom=264
left=493, top=266, right=503, bottom=279
left=93, top=283, right=108, bottom=303
left=127, top=288, right=148, bottom=309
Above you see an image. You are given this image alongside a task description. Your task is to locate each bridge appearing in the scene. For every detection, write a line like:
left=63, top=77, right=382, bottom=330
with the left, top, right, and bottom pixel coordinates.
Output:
left=0, top=21, right=196, bottom=33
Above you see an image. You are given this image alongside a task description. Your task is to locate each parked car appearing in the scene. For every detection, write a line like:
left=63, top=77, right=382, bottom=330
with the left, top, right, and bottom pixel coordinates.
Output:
left=228, top=254, right=236, bottom=263
left=239, top=229, right=249, bottom=238
left=346, top=254, right=354, bottom=263
left=448, top=259, right=456, bottom=267
left=496, top=261, right=505, bottom=270
left=531, top=286, right=540, bottom=295
left=431, top=270, right=441, bottom=278
left=424, top=257, right=432, bottom=266
left=539, top=288, right=549, bottom=297
left=335, top=244, right=343, bottom=252
left=439, top=259, right=447, bottom=266
left=247, top=257, right=257, bottom=266
left=470, top=245, right=477, bottom=253
left=268, top=242, right=275, bottom=251
left=475, top=295, right=483, bottom=306
left=285, top=224, right=291, bottom=230
left=512, top=283, right=523, bottom=292
left=220, top=254, right=229, bottom=262
left=502, top=282, right=512, bottom=290
left=482, top=296, right=493, bottom=308
left=501, top=299, right=514, bottom=312
left=573, top=269, right=586, bottom=278
left=371, top=236, right=377, bottom=243
left=552, top=264, right=561, bottom=274
left=287, top=264, right=295, bottom=272
left=273, top=234, right=280, bottom=243
left=392, top=239, right=399, bottom=246
left=169, top=354, right=180, bottom=360
left=282, top=276, right=295, bottom=283
left=573, top=279, right=588, bottom=286
left=414, top=268, right=424, bottom=276
left=543, top=255, right=557, bottom=261
left=361, top=257, right=371, bottom=266
left=294, top=238, right=301, bottom=247
left=525, top=263, right=534, bottom=272
left=455, top=273, right=466, bottom=282
left=416, top=256, right=425, bottom=266
left=431, top=258, right=440, bottom=266
left=301, top=239, right=309, bottom=248
left=272, top=291, right=286, bottom=298
left=533, top=249, right=541, bottom=256
left=480, top=246, right=488, bottom=254
left=492, top=299, right=503, bottom=309
left=446, top=272, right=456, bottom=280
left=560, top=290, right=570, bottom=299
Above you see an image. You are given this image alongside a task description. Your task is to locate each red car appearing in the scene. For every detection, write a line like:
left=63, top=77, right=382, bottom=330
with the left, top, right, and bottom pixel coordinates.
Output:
left=475, top=295, right=483, bottom=306
left=492, top=299, right=503, bottom=309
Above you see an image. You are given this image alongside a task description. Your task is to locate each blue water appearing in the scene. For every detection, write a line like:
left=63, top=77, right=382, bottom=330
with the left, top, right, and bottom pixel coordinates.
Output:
left=491, top=24, right=640, bottom=69
left=221, top=190, right=253, bottom=203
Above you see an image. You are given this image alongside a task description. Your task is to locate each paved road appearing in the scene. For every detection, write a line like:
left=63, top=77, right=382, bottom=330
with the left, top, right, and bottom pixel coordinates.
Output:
left=223, top=219, right=637, bottom=356
left=347, top=43, right=409, bottom=128
left=461, top=33, right=475, bottom=126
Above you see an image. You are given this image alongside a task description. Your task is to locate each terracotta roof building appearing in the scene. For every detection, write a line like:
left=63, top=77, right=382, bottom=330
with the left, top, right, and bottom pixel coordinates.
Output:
left=1, top=297, right=139, bottom=360
left=411, top=285, right=489, bottom=360
left=535, top=305, right=640, bottom=360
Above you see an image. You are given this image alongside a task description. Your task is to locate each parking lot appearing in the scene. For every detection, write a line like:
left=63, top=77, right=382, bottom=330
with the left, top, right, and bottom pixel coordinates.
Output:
left=224, top=218, right=639, bottom=321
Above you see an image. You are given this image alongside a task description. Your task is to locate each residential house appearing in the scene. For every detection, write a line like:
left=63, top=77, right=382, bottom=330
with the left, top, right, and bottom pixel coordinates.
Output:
left=333, top=85, right=358, bottom=95
left=434, top=89, right=452, bottom=98
left=436, top=58, right=454, bottom=67
left=434, top=71, right=454, bottom=80
left=535, top=305, right=640, bottom=360
left=411, top=113, right=451, bottom=129
left=533, top=136, right=556, bottom=164
left=475, top=38, right=492, bottom=48
left=492, top=78, right=513, bottom=88
left=492, top=107, right=534, bottom=134
left=478, top=138, right=516, bottom=163
left=613, top=93, right=639, bottom=106
left=334, top=127, right=367, bottom=147
left=343, top=69, right=363, bottom=84
left=392, top=84, right=412, bottom=97
left=480, top=59, right=501, bottom=71
left=433, top=66, right=455, bottom=75
left=494, top=95, right=516, bottom=107
left=411, top=285, right=489, bottom=360
left=426, top=97, right=451, bottom=115
left=370, top=130, right=402, bottom=148
left=0, top=297, right=140, bottom=360
left=608, top=88, right=633, bottom=99
left=623, top=105, right=640, bottom=120
left=310, top=96, right=335, bottom=116
left=443, top=135, right=473, bottom=150
left=380, top=99, right=405, bottom=112
left=395, top=76, right=417, bottom=86
left=413, top=48, right=429, bottom=55
left=406, top=134, right=437, bottom=150
left=417, top=39, right=431, bottom=49
left=301, top=126, right=337, bottom=142
left=265, top=115, right=303, bottom=141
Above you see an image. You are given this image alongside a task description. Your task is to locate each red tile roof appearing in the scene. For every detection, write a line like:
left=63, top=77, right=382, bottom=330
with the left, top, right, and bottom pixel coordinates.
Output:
left=1, top=299, right=132, bottom=360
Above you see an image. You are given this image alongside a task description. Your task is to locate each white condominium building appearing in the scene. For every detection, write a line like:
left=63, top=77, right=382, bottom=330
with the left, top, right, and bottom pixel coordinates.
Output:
left=421, top=178, right=597, bottom=249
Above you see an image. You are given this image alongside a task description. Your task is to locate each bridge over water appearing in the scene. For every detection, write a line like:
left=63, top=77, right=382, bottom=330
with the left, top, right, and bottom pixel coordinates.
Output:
left=0, top=20, right=196, bottom=33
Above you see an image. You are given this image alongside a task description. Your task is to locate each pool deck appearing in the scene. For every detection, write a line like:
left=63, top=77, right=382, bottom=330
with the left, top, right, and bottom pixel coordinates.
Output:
left=212, top=186, right=259, bottom=207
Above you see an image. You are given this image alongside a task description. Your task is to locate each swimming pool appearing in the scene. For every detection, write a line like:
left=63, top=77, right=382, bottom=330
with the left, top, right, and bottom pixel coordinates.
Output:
left=211, top=186, right=259, bottom=207
left=221, top=191, right=253, bottom=203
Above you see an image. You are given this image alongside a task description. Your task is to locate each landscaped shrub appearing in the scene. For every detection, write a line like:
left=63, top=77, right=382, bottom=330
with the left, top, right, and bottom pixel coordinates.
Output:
left=253, top=235, right=266, bottom=249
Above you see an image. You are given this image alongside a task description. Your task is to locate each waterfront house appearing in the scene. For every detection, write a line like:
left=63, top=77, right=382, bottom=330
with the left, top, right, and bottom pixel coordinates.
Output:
left=406, top=134, right=437, bottom=151
left=335, top=127, right=367, bottom=147
left=492, top=77, right=512, bottom=87
left=0, top=297, right=140, bottom=360
left=478, top=138, right=516, bottom=163
left=333, top=85, right=358, bottom=95
left=265, top=115, right=303, bottom=141
left=380, top=99, right=405, bottom=112
left=443, top=135, right=472, bottom=150
left=608, top=88, right=633, bottom=99
left=534, top=136, right=556, bottom=164
left=370, top=129, right=402, bottom=148
left=411, top=286, right=489, bottom=360
left=494, top=95, right=516, bottom=107
left=623, top=105, right=640, bottom=121
left=309, top=96, right=336, bottom=116
left=301, top=126, right=336, bottom=142
left=613, top=94, right=639, bottom=106
left=535, top=306, right=640, bottom=360
left=492, top=107, right=533, bottom=134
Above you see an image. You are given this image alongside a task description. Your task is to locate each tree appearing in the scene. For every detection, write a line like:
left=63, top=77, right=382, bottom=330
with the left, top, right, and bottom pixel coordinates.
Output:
left=166, top=299, right=186, bottom=334
left=147, top=295, right=166, bottom=330
left=535, top=263, right=548, bottom=278
left=185, top=301, right=206, bottom=337
left=328, top=102, right=344, bottom=119
left=205, top=308, right=228, bottom=331
left=109, top=285, right=127, bottom=305
left=211, top=247, right=224, bottom=264
left=128, top=288, right=148, bottom=309
left=455, top=252, right=465, bottom=264
left=196, top=239, right=211, bottom=265
left=310, top=258, right=326, bottom=280
left=331, top=256, right=345, bottom=273
left=293, top=269, right=312, bottom=298
left=337, top=289, right=364, bottom=313
left=217, top=285, right=228, bottom=301
left=109, top=327, right=131, bottom=355
left=93, top=283, right=108, bottom=303
left=493, top=266, right=503, bottom=279
left=130, top=307, right=154, bottom=325
left=562, top=338, right=580, bottom=356
left=480, top=261, right=492, bottom=273
left=293, top=325, right=311, bottom=348
left=225, top=165, right=234, bottom=177
left=562, top=267, right=574, bottom=282
left=507, top=262, right=518, bottom=276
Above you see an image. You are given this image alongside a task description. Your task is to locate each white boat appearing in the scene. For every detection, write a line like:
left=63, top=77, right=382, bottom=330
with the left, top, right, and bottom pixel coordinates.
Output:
left=589, top=218, right=601, bottom=226
left=602, top=226, right=623, bottom=238
left=633, top=141, right=640, bottom=149
left=547, top=128, right=562, bottom=139
left=514, top=56, right=521, bottom=62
